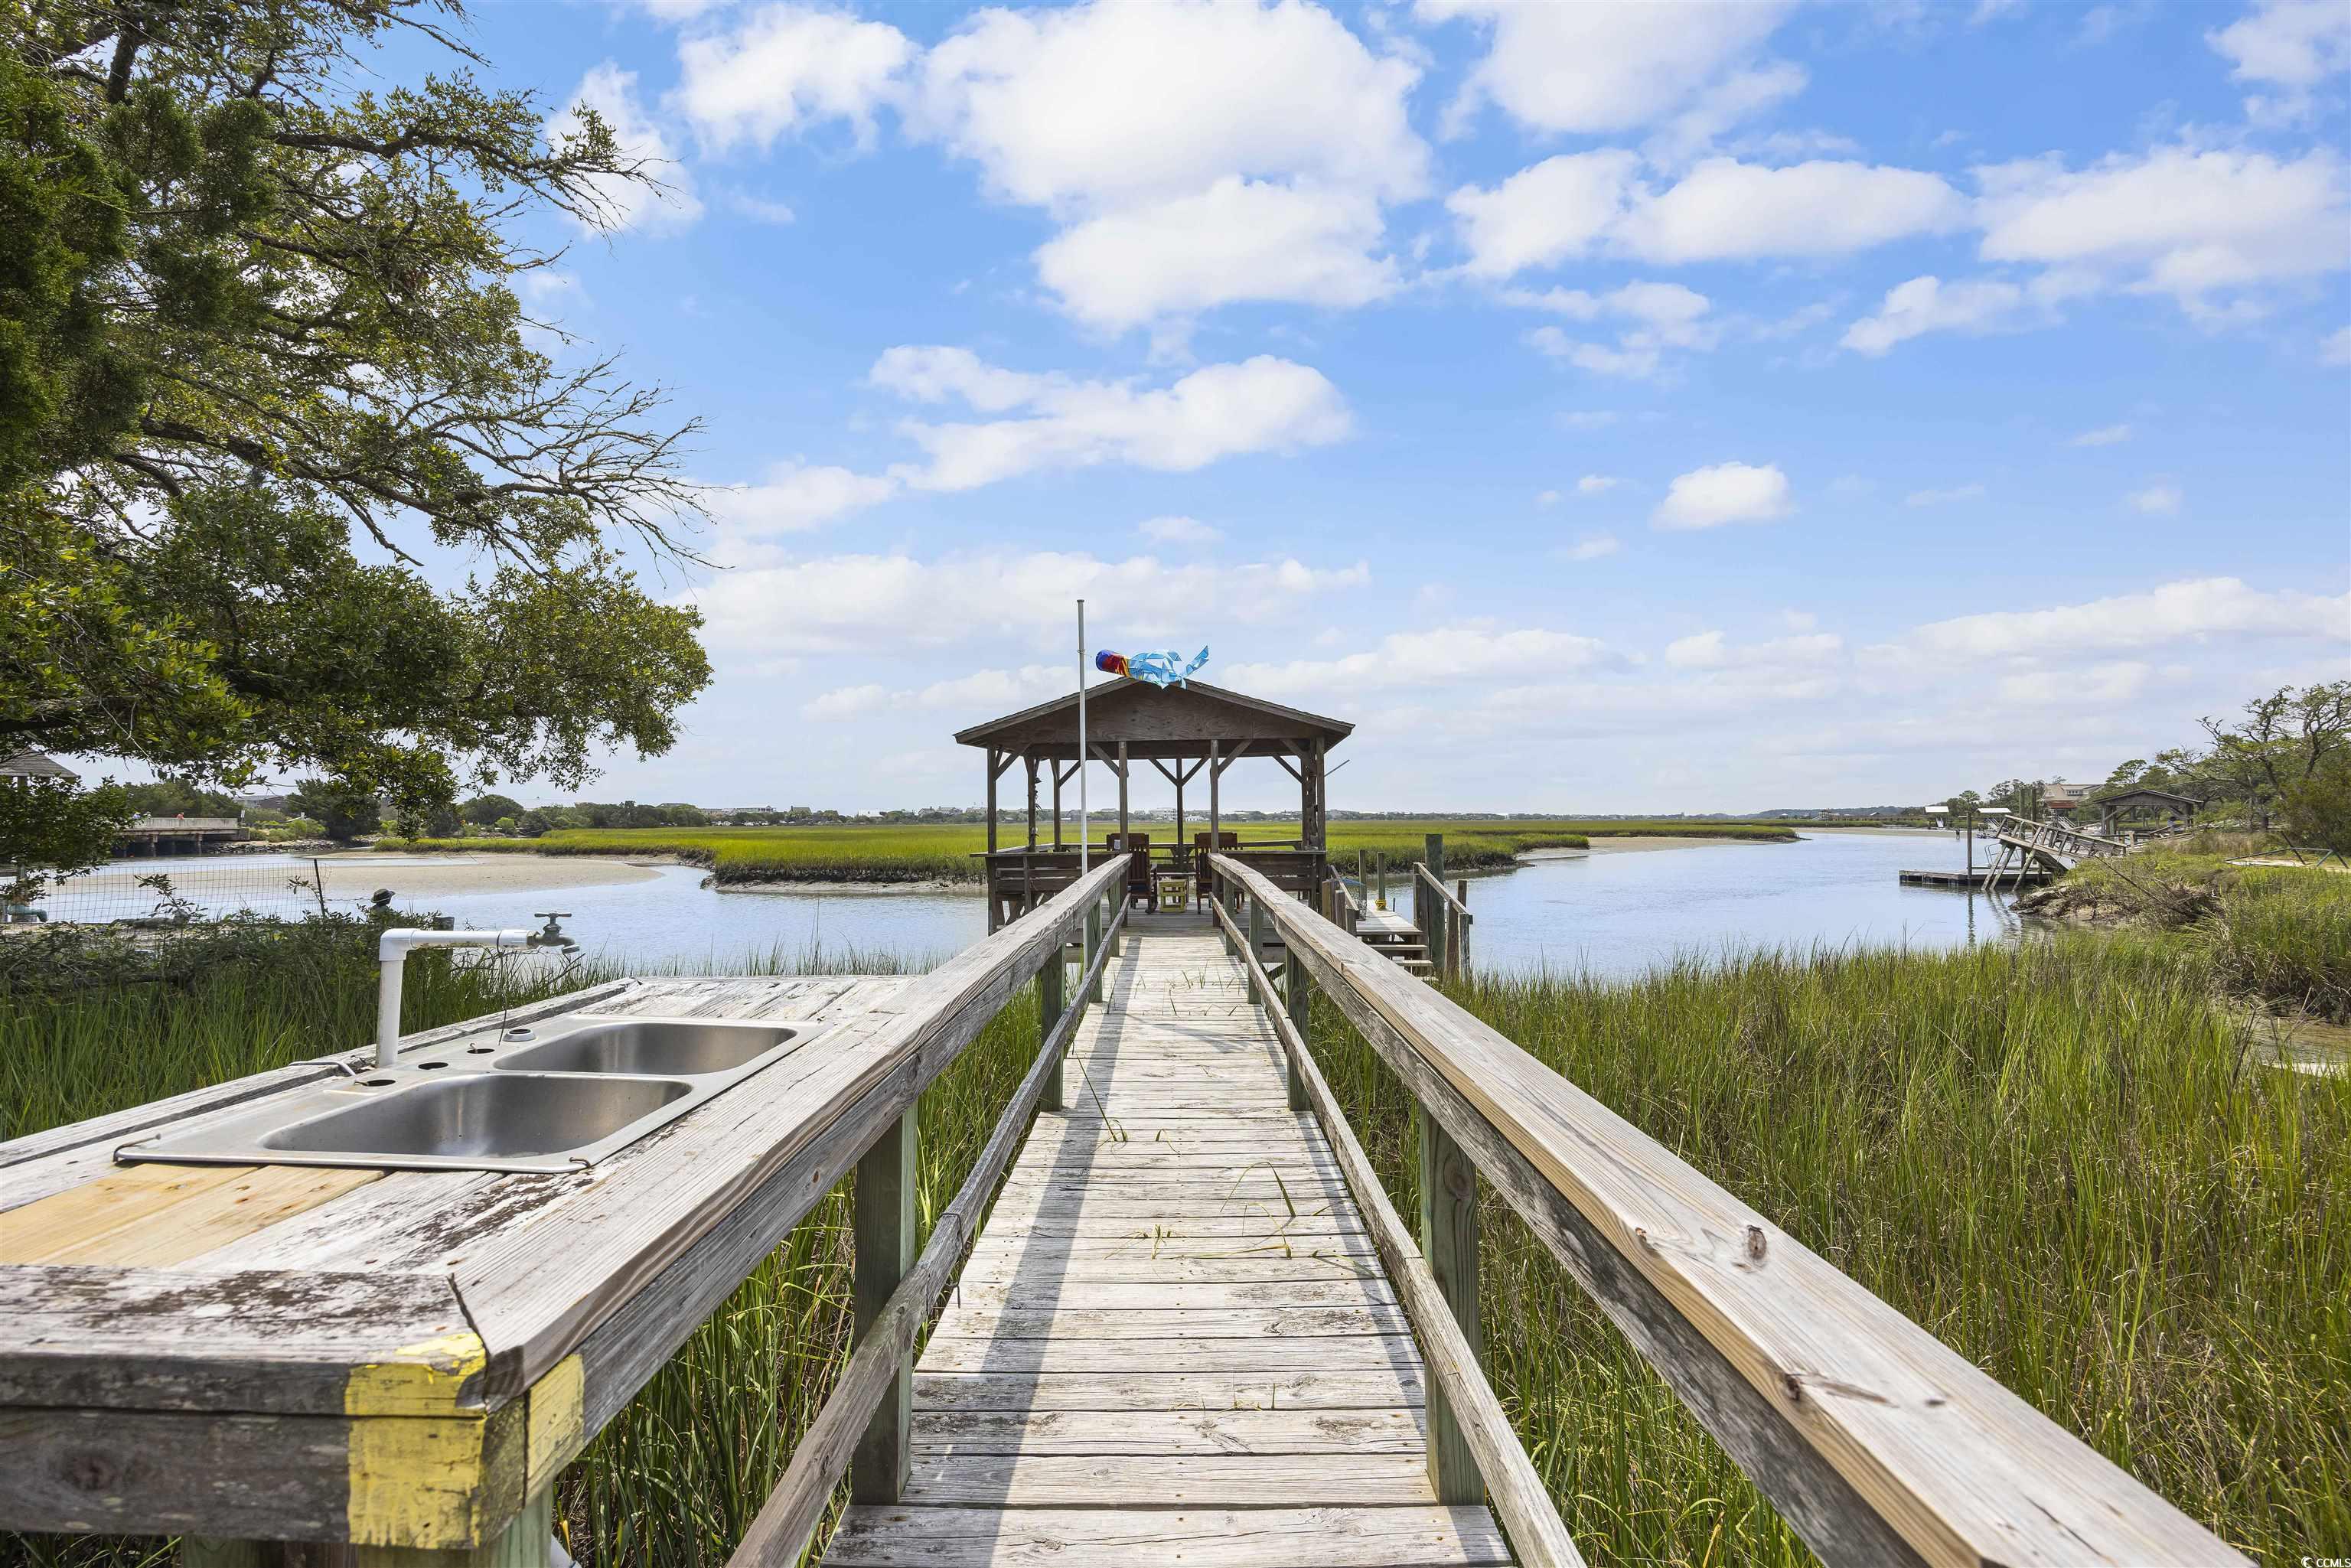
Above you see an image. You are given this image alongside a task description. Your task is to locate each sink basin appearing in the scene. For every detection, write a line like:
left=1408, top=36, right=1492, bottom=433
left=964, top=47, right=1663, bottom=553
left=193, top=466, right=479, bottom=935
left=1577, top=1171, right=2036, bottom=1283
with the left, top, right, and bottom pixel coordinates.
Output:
left=262, top=1073, right=692, bottom=1161
left=115, top=1009, right=836, bottom=1173
left=494, top=1020, right=797, bottom=1076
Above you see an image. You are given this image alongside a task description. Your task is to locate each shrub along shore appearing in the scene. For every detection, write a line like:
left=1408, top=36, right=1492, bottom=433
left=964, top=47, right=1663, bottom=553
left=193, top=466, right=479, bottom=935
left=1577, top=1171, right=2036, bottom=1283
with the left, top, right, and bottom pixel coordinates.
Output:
left=374, top=818, right=1799, bottom=885
left=7, top=845, right=2342, bottom=1566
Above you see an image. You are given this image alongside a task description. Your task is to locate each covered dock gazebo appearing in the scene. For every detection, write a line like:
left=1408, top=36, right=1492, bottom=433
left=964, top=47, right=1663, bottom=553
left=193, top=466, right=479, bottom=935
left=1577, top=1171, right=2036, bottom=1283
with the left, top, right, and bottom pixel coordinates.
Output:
left=954, top=678, right=1352, bottom=930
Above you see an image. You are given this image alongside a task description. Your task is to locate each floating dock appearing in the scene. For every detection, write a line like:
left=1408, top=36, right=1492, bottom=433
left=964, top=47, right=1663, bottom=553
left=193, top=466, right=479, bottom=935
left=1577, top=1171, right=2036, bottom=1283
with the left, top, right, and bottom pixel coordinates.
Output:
left=1899, top=867, right=2053, bottom=888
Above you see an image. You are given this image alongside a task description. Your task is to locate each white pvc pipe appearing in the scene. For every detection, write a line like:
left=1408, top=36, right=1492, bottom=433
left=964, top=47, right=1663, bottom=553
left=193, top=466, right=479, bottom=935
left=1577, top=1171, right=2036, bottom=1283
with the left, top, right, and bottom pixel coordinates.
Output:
left=376, top=928, right=533, bottom=1068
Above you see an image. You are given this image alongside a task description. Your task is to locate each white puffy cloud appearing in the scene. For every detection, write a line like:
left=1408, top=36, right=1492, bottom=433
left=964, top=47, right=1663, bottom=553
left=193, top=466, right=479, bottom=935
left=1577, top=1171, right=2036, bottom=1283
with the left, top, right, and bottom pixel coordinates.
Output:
left=704, top=462, right=899, bottom=536
left=1840, top=275, right=2027, bottom=356
left=1974, top=145, right=2349, bottom=310
left=1665, top=629, right=1843, bottom=668
left=800, top=683, right=892, bottom=720
left=1138, top=515, right=1223, bottom=546
left=872, top=349, right=1353, bottom=491
left=1420, top=0, right=1793, bottom=137
left=2323, top=327, right=2351, bottom=365
left=1033, top=179, right=1397, bottom=331
left=898, top=1, right=1423, bottom=331
left=1225, top=625, right=1611, bottom=700
left=693, top=549, right=1371, bottom=658
left=2126, top=483, right=2183, bottom=515
left=1449, top=155, right=1963, bottom=276
left=1909, top=578, right=2349, bottom=658
left=1560, top=533, right=1622, bottom=561
left=1446, top=153, right=1641, bottom=276
left=550, top=65, right=702, bottom=233
left=1577, top=474, right=1622, bottom=494
left=1512, top=280, right=1715, bottom=377
left=1617, top=158, right=1966, bottom=263
left=913, top=2, right=1425, bottom=210
left=675, top=5, right=913, bottom=153
left=2208, top=0, right=2351, bottom=118
left=2071, top=423, right=2133, bottom=446
left=1652, top=461, right=1793, bottom=530
left=1904, top=482, right=1987, bottom=507
left=1997, top=661, right=2154, bottom=706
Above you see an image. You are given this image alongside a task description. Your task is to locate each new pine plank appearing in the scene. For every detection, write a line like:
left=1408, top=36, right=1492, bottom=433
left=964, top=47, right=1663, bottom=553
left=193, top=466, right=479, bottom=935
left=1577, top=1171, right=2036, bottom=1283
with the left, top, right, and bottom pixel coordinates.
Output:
left=0, top=1165, right=380, bottom=1268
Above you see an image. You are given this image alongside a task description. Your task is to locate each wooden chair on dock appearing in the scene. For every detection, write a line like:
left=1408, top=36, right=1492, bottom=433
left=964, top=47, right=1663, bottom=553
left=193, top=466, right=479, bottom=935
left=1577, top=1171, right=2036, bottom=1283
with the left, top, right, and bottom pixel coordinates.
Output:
left=1118, top=832, right=1153, bottom=908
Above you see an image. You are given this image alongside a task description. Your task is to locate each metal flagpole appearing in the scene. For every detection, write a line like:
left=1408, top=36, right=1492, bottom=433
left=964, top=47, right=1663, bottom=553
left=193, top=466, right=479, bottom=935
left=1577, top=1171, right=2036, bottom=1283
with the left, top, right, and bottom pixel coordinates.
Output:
left=1077, top=599, right=1088, bottom=875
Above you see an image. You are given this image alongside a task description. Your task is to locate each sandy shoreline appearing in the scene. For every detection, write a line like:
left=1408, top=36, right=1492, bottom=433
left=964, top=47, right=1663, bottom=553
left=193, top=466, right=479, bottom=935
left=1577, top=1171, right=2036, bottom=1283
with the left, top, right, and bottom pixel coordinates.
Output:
left=76, top=853, right=667, bottom=901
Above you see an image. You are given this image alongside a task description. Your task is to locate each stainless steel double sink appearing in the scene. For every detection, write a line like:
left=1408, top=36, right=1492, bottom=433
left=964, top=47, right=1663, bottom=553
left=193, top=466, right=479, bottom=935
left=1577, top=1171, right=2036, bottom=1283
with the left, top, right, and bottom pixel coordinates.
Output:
left=116, top=1014, right=832, bottom=1174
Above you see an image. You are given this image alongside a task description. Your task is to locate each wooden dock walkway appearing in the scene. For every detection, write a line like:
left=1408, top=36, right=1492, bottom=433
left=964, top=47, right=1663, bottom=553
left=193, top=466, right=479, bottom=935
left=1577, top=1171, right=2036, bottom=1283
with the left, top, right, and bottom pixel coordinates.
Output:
left=827, top=911, right=1511, bottom=1566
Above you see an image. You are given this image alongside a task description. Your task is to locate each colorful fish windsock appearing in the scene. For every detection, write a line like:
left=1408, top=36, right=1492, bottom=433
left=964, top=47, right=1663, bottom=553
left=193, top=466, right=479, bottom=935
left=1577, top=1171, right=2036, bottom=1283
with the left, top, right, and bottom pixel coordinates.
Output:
left=1096, top=647, right=1210, bottom=689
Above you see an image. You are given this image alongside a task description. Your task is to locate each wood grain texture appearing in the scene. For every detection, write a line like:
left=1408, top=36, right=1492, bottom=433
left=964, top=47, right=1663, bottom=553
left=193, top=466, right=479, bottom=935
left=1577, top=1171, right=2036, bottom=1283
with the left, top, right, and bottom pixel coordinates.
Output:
left=1211, top=891, right=1581, bottom=1568
left=823, top=918, right=1507, bottom=1568
left=1, top=1165, right=378, bottom=1267
left=825, top=1504, right=1511, bottom=1568
left=1213, top=854, right=2240, bottom=1568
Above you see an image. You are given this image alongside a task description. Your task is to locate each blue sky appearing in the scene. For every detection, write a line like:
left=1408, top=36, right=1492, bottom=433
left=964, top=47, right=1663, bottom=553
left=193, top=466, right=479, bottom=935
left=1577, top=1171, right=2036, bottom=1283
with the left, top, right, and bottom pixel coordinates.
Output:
left=442, top=0, right=2344, bottom=813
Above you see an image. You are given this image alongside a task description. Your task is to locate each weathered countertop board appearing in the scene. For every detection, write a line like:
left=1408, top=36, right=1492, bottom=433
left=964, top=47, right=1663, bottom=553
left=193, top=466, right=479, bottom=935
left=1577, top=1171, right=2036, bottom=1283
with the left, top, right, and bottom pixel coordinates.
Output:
left=0, top=973, right=928, bottom=1546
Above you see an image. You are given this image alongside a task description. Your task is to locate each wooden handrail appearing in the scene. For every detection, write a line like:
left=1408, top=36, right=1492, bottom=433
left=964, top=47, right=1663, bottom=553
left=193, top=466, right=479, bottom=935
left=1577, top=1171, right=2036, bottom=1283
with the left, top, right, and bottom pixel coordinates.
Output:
left=727, top=863, right=1131, bottom=1568
left=1411, top=861, right=1472, bottom=920
left=1209, top=854, right=2241, bottom=1568
left=1206, top=892, right=1581, bottom=1568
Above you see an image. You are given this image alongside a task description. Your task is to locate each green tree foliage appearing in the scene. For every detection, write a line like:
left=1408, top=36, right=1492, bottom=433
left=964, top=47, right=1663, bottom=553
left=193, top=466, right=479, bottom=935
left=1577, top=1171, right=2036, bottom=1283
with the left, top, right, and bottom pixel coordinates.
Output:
left=458, top=792, right=523, bottom=825
left=2280, top=753, right=2351, bottom=861
left=1, top=0, right=713, bottom=867
left=0, top=775, right=132, bottom=898
left=284, top=779, right=378, bottom=842
left=122, top=775, right=238, bottom=816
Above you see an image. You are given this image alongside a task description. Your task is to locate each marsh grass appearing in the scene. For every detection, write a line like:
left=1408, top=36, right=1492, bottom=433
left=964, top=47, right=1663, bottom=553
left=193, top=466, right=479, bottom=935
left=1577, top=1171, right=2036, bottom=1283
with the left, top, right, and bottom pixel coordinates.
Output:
left=1308, top=936, right=2351, bottom=1562
left=379, top=818, right=1799, bottom=885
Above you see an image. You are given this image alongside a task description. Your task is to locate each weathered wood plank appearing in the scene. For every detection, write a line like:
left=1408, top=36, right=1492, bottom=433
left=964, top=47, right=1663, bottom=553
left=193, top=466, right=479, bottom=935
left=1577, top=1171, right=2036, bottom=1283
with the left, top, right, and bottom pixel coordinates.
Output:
left=908, top=1407, right=1423, bottom=1456
left=0, top=1266, right=476, bottom=1416
left=949, top=1279, right=1395, bottom=1312
left=928, top=1303, right=1407, bottom=1341
left=824, top=1504, right=1511, bottom=1568
left=911, top=1368, right=1425, bottom=1413
left=916, top=1334, right=1420, bottom=1376
left=902, top=1452, right=1436, bottom=1507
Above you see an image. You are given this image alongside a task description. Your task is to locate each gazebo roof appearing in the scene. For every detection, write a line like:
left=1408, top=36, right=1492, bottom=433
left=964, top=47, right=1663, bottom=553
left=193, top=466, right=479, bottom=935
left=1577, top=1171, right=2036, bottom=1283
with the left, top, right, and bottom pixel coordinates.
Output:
left=954, top=678, right=1352, bottom=761
left=0, top=750, right=78, bottom=782
left=2094, top=787, right=2200, bottom=811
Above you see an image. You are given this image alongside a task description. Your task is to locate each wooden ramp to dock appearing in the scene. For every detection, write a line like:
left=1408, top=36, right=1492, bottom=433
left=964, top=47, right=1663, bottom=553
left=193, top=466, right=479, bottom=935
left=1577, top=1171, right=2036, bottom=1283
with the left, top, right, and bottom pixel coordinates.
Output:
left=827, top=912, right=1511, bottom=1567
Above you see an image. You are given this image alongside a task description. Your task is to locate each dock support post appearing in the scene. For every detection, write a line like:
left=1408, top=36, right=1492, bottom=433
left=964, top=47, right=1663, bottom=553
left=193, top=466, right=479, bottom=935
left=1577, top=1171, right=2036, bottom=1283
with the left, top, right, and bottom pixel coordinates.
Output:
left=852, top=1109, right=918, bottom=1504
left=1247, top=898, right=1267, bottom=996
left=1283, top=946, right=1310, bottom=1113
left=1417, top=1104, right=1483, bottom=1504
left=1037, top=942, right=1066, bottom=1113
left=1423, top=834, right=1446, bottom=976
left=1086, top=901, right=1104, bottom=1003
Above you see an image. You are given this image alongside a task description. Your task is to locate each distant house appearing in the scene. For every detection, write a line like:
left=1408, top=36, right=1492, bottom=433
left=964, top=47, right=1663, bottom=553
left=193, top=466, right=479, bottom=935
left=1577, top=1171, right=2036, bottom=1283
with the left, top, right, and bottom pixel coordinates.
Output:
left=1, top=751, right=79, bottom=784
left=2041, top=778, right=2092, bottom=816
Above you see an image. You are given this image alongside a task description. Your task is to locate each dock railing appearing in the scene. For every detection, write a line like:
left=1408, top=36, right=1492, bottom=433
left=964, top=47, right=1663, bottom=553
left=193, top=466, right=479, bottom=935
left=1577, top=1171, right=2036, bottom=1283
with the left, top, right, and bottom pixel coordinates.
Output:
left=1205, top=852, right=2242, bottom=1568
left=726, top=853, right=1132, bottom=1568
